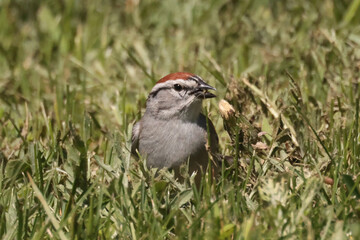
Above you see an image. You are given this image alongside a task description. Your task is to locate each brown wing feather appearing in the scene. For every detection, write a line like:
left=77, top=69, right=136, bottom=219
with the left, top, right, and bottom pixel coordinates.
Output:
left=199, top=113, right=219, bottom=155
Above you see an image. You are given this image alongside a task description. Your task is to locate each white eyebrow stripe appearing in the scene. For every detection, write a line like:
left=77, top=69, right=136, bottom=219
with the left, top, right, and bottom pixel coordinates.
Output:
left=189, top=75, right=203, bottom=82
left=189, top=75, right=210, bottom=87
left=188, top=76, right=199, bottom=82
left=150, top=79, right=190, bottom=93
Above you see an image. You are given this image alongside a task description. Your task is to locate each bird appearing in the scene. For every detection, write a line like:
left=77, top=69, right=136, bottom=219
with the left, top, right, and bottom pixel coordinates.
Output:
left=131, top=72, right=219, bottom=184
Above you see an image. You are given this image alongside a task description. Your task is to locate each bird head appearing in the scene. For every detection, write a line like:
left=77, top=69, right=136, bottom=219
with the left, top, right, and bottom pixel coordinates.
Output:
left=145, top=72, right=216, bottom=121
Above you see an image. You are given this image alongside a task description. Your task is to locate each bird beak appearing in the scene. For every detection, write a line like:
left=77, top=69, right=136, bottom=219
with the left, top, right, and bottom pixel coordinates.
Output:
left=191, top=81, right=216, bottom=99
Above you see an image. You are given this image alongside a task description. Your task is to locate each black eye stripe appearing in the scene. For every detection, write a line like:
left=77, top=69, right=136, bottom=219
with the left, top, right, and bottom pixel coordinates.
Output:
left=188, top=75, right=202, bottom=83
left=188, top=76, right=198, bottom=83
left=149, top=85, right=190, bottom=98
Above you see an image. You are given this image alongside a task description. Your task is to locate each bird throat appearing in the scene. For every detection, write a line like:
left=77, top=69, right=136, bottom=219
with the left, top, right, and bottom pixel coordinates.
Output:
left=179, top=101, right=202, bottom=122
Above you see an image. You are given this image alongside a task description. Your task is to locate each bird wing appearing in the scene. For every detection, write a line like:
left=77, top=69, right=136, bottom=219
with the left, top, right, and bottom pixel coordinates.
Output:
left=199, top=113, right=219, bottom=155
left=207, top=117, right=219, bottom=155
left=131, top=121, right=141, bottom=157
left=199, top=113, right=221, bottom=174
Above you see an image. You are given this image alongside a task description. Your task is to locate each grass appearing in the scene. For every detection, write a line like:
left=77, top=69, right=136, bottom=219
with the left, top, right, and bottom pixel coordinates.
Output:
left=1, top=0, right=360, bottom=239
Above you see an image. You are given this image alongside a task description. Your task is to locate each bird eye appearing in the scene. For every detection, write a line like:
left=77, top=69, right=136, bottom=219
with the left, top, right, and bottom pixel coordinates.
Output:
left=173, top=84, right=183, bottom=91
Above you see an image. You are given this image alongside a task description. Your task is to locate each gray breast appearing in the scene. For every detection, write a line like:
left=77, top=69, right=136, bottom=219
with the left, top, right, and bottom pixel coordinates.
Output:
left=138, top=117, right=207, bottom=168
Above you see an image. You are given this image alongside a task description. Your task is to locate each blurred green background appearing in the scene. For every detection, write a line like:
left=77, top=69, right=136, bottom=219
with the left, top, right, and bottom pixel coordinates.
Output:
left=1, top=0, right=360, bottom=239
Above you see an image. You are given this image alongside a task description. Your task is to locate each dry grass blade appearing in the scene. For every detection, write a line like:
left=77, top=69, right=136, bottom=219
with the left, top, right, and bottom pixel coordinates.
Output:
left=27, top=173, right=68, bottom=240
left=241, top=77, right=299, bottom=147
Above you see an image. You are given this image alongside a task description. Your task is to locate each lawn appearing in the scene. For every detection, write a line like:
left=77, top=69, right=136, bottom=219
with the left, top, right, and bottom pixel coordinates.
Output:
left=1, top=0, right=360, bottom=239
